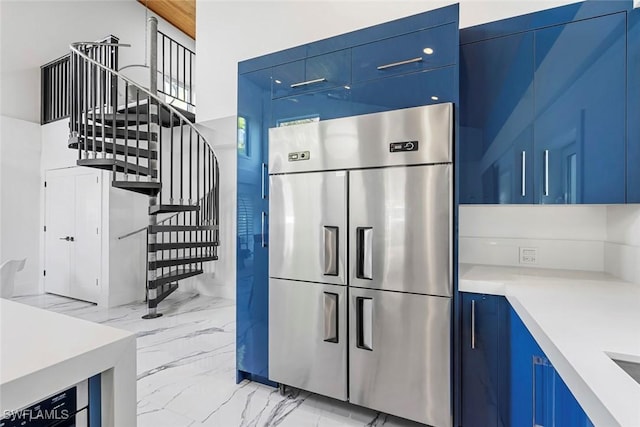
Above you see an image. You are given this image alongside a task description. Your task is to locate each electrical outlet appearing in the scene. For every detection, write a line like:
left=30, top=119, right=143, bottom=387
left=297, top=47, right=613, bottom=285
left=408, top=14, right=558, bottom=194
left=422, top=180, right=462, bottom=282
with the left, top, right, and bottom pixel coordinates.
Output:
left=519, top=247, right=538, bottom=265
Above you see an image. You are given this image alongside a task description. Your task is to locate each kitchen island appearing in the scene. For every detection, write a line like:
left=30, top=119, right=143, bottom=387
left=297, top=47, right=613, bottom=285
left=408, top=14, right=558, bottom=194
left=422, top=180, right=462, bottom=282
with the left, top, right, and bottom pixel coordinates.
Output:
left=0, top=299, right=136, bottom=426
left=460, top=264, right=640, bottom=427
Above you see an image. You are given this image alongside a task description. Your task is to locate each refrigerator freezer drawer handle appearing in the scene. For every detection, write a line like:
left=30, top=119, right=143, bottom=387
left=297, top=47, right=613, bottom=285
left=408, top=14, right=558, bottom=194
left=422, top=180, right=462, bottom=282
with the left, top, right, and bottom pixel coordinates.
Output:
left=356, top=297, right=373, bottom=351
left=323, top=292, right=339, bottom=343
left=323, top=226, right=339, bottom=276
left=356, top=227, right=373, bottom=280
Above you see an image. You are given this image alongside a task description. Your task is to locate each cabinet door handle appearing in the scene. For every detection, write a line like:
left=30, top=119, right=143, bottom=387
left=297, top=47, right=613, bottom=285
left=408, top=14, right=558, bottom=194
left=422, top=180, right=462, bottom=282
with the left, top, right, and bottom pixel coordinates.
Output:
left=323, top=226, right=339, bottom=276
left=356, top=227, right=373, bottom=280
left=377, top=57, right=423, bottom=70
left=544, top=150, right=549, bottom=197
left=261, top=212, right=267, bottom=248
left=261, top=163, right=267, bottom=199
left=290, top=77, right=327, bottom=88
left=471, top=299, right=476, bottom=349
left=521, top=151, right=526, bottom=197
left=323, top=292, right=339, bottom=343
left=356, top=297, right=373, bottom=350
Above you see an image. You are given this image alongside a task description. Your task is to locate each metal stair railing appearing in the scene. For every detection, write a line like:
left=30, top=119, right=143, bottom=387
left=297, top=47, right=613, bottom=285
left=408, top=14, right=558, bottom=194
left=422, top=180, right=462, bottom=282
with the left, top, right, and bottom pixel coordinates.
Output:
left=68, top=17, right=219, bottom=318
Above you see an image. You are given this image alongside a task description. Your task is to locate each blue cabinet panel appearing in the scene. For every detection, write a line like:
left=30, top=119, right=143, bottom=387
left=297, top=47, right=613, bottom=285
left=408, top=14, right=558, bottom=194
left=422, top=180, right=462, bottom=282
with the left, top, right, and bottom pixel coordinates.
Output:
left=271, top=86, right=352, bottom=126
left=237, top=69, right=271, bottom=382
left=534, top=13, right=626, bottom=204
left=349, top=67, right=455, bottom=116
left=628, top=8, right=640, bottom=203
left=460, top=32, right=534, bottom=204
left=352, top=23, right=457, bottom=83
left=272, top=50, right=350, bottom=99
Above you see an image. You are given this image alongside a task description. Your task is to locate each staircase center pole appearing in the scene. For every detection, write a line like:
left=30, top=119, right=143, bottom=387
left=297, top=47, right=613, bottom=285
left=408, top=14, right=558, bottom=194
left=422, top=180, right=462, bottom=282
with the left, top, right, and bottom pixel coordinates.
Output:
left=143, top=15, right=161, bottom=319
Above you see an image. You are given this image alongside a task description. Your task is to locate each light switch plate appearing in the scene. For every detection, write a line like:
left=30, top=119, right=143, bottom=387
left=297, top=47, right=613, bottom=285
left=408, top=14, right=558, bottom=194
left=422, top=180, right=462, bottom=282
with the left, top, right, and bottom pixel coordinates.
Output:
left=519, top=247, right=538, bottom=265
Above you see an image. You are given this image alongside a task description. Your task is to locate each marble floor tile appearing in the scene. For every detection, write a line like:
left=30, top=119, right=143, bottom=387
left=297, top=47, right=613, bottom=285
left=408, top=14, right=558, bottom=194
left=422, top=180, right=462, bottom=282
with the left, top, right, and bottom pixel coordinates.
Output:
left=14, top=292, right=424, bottom=427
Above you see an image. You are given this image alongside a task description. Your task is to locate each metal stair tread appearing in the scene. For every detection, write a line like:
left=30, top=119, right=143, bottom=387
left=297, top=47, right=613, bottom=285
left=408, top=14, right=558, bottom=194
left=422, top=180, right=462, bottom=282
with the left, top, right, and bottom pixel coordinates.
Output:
left=79, top=124, right=157, bottom=141
left=68, top=139, right=157, bottom=159
left=112, top=181, right=162, bottom=196
left=149, top=204, right=200, bottom=214
left=148, top=241, right=219, bottom=251
left=86, top=112, right=158, bottom=127
left=149, top=254, right=218, bottom=269
left=77, top=158, right=157, bottom=178
left=117, top=99, right=195, bottom=127
left=148, top=268, right=204, bottom=289
left=149, top=224, right=218, bottom=233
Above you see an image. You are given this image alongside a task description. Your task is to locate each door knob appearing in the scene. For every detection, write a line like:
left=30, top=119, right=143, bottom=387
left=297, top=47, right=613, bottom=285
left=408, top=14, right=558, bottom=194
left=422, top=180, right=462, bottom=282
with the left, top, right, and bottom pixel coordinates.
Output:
left=59, top=236, right=70, bottom=241
left=69, top=236, right=75, bottom=242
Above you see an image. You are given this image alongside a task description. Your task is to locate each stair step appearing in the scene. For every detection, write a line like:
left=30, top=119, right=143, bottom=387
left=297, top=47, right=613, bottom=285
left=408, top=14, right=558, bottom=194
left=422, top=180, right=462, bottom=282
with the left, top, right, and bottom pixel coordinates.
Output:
left=149, top=254, right=218, bottom=269
left=118, top=100, right=195, bottom=127
left=80, top=124, right=157, bottom=141
left=149, top=268, right=203, bottom=289
left=68, top=139, right=156, bottom=159
left=87, top=113, right=158, bottom=127
left=112, top=181, right=162, bottom=196
left=148, top=241, right=219, bottom=251
left=149, top=204, right=199, bottom=215
left=77, top=158, right=157, bottom=178
left=149, top=224, right=217, bottom=233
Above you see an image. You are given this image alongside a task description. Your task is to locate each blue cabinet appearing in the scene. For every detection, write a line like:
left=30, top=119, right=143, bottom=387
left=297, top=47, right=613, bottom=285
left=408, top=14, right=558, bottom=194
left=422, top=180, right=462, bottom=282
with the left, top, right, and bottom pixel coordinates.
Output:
left=271, top=86, right=352, bottom=126
left=509, top=306, right=594, bottom=427
left=236, top=68, right=272, bottom=383
left=534, top=13, right=626, bottom=204
left=351, top=23, right=457, bottom=83
left=460, top=12, right=627, bottom=204
left=461, top=293, right=509, bottom=427
left=271, top=50, right=351, bottom=99
left=460, top=32, right=534, bottom=204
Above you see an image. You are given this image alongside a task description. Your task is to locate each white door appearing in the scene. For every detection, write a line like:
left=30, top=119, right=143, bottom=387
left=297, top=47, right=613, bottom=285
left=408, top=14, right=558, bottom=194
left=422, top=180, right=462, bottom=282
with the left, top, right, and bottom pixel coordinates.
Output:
left=45, top=169, right=101, bottom=303
left=44, top=174, right=74, bottom=297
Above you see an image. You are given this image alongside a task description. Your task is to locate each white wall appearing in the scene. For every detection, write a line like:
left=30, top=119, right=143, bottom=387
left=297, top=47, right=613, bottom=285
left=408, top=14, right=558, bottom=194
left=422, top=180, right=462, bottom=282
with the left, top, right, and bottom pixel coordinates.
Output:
left=605, top=205, right=640, bottom=284
left=0, top=0, right=194, bottom=124
left=0, top=116, right=42, bottom=294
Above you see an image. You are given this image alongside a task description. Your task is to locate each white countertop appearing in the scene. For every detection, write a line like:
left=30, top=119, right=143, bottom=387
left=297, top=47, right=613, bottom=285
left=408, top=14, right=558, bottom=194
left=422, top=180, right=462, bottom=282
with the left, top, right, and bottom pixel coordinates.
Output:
left=0, top=299, right=137, bottom=426
left=460, top=264, right=640, bottom=427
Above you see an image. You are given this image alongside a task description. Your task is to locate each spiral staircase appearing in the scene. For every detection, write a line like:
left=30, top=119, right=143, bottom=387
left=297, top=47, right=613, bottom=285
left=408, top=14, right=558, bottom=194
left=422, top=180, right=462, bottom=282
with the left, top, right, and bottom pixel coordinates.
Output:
left=67, top=19, right=219, bottom=318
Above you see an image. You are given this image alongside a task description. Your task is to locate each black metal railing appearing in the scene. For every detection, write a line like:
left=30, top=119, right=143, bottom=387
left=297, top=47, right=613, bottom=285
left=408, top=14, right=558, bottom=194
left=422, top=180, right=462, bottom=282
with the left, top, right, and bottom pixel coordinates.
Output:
left=157, top=30, right=195, bottom=110
left=41, top=35, right=118, bottom=125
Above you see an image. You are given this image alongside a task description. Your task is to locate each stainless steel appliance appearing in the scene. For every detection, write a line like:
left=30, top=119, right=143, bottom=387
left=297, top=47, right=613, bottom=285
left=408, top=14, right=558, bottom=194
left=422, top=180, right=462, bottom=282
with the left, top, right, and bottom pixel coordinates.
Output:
left=268, top=103, right=453, bottom=426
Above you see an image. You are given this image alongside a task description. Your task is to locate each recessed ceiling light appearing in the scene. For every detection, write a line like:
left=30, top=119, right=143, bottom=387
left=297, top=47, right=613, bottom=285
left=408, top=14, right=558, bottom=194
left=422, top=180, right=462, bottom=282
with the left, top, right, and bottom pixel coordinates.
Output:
left=423, top=47, right=434, bottom=55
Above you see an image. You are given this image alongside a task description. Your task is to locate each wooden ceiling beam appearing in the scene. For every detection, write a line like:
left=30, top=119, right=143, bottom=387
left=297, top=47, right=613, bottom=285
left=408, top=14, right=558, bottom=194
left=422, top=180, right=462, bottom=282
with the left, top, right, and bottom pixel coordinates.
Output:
left=137, top=0, right=195, bottom=40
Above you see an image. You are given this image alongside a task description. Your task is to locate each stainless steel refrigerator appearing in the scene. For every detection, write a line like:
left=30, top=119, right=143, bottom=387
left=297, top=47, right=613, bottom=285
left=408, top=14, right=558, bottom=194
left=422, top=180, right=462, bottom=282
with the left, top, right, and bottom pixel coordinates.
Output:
left=268, top=103, right=453, bottom=427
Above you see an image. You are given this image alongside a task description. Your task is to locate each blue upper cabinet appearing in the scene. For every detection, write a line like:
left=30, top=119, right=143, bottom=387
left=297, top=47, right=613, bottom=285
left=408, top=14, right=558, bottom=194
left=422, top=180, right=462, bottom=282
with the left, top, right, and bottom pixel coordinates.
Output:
left=236, top=68, right=272, bottom=383
left=271, top=50, right=351, bottom=99
left=461, top=9, right=628, bottom=205
left=460, top=32, right=534, bottom=204
left=352, top=23, right=457, bottom=83
left=271, top=87, right=352, bottom=126
left=534, top=13, right=626, bottom=204
left=628, top=8, right=640, bottom=203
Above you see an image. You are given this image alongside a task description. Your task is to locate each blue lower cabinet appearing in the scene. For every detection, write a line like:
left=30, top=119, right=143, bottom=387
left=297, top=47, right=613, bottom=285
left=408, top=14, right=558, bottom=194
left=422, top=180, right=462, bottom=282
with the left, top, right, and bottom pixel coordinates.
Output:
left=509, top=306, right=593, bottom=427
left=461, top=293, right=506, bottom=427
left=627, top=7, right=640, bottom=203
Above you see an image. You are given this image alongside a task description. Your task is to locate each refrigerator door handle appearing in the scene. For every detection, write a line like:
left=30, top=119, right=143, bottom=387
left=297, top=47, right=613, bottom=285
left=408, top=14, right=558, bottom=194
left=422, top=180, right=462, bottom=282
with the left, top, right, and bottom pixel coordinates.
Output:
left=356, top=227, right=373, bottom=280
left=323, top=292, right=339, bottom=343
left=356, top=297, right=373, bottom=351
left=323, top=226, right=339, bottom=276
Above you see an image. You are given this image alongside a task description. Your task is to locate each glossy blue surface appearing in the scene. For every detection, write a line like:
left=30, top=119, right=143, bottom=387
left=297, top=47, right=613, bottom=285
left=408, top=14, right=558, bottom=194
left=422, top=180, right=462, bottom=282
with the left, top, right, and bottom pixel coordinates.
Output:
left=89, top=374, right=101, bottom=426
left=534, top=13, right=626, bottom=204
left=460, top=32, right=534, bottom=204
left=460, top=8, right=627, bottom=205
left=461, top=0, right=631, bottom=44
left=460, top=294, right=506, bottom=427
left=510, top=306, right=594, bottom=427
left=272, top=49, right=351, bottom=99
left=628, top=8, right=640, bottom=203
left=236, top=68, right=271, bottom=383
left=351, top=23, right=457, bottom=83
left=238, top=4, right=460, bottom=74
